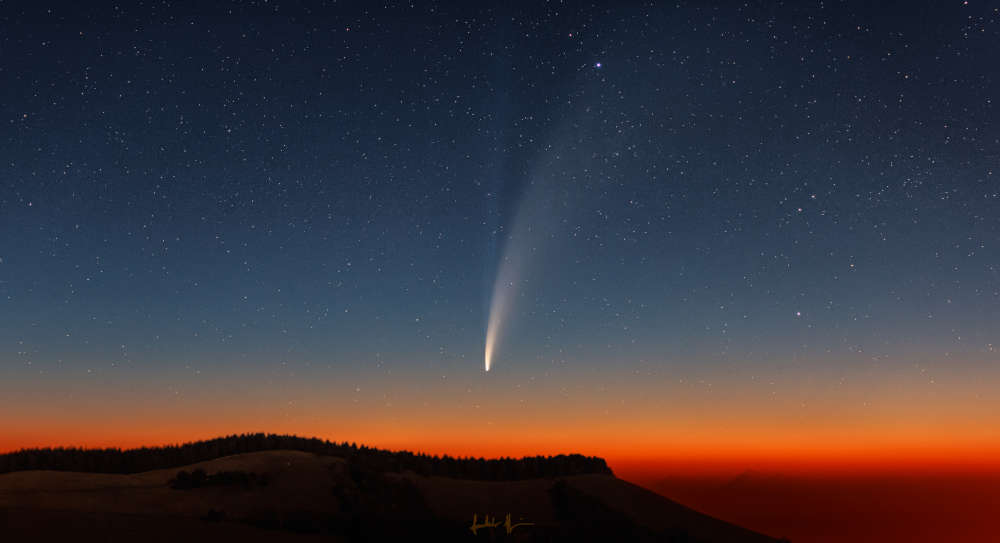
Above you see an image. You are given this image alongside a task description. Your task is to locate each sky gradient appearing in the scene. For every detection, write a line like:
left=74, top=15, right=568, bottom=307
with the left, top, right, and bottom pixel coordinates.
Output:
left=2, top=2, right=999, bottom=541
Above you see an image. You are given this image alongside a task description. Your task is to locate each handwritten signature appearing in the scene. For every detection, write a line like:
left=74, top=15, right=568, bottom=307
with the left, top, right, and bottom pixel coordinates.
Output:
left=469, top=513, right=535, bottom=535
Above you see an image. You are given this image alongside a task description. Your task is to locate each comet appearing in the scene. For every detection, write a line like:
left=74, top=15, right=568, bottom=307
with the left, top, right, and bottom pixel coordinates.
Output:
left=483, top=85, right=595, bottom=372
left=483, top=181, right=541, bottom=372
left=483, top=173, right=567, bottom=372
left=484, top=253, right=518, bottom=372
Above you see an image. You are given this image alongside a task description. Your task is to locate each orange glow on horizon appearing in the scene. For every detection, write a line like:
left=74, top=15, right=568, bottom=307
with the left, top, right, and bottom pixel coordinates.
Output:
left=4, top=359, right=1000, bottom=484
left=5, top=419, right=1000, bottom=478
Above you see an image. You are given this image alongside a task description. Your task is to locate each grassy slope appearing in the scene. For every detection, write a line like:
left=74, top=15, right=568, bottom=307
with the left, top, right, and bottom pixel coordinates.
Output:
left=0, top=449, right=782, bottom=542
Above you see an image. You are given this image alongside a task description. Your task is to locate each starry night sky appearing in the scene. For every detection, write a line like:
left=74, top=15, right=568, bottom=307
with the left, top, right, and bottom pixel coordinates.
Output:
left=2, top=1, right=999, bottom=466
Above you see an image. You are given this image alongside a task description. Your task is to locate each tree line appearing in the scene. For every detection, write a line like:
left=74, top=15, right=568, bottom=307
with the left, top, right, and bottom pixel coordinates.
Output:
left=0, top=433, right=613, bottom=480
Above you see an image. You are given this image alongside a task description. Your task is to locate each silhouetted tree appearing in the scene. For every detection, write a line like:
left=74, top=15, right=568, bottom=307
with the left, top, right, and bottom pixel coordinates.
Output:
left=0, top=433, right=613, bottom=481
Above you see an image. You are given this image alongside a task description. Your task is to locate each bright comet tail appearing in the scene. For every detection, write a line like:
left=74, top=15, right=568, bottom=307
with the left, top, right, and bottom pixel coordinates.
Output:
left=484, top=255, right=517, bottom=372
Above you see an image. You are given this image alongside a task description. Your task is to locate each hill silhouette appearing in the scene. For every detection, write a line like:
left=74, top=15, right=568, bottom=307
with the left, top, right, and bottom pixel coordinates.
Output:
left=0, top=434, right=787, bottom=542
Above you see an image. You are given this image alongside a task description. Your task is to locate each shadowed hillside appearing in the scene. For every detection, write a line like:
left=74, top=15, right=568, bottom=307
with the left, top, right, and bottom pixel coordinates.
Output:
left=0, top=437, right=787, bottom=542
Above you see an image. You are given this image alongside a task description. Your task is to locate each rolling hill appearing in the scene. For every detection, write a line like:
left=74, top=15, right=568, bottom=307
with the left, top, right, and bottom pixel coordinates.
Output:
left=0, top=437, right=786, bottom=542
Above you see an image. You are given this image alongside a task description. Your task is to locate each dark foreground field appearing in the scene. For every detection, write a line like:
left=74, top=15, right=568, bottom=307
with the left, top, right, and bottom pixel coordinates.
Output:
left=0, top=445, right=783, bottom=542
